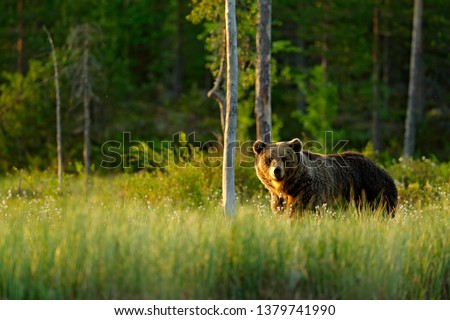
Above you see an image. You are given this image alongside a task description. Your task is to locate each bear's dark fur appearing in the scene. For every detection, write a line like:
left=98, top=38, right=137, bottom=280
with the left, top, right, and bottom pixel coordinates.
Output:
left=253, top=138, right=398, bottom=216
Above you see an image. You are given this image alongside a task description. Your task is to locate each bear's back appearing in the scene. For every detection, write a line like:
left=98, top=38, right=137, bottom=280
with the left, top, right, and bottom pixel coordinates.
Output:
left=326, top=152, right=397, bottom=210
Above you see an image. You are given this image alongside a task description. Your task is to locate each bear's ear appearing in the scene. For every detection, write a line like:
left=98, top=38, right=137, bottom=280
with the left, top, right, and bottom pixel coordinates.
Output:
left=253, top=140, right=268, bottom=154
left=288, top=138, right=303, bottom=153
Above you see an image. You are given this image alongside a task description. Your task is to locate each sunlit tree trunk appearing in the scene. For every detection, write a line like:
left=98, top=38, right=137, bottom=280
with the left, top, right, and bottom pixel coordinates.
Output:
left=207, top=28, right=227, bottom=134
left=44, top=26, right=63, bottom=193
left=404, top=0, right=423, bottom=158
left=255, top=0, right=272, bottom=143
left=223, top=0, right=238, bottom=217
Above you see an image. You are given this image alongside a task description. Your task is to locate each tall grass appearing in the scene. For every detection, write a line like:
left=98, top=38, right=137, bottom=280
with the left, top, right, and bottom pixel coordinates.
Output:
left=0, top=171, right=448, bottom=299
left=0, top=158, right=449, bottom=299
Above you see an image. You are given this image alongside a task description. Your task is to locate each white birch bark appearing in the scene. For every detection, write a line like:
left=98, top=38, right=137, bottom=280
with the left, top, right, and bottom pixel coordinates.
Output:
left=223, top=0, right=238, bottom=217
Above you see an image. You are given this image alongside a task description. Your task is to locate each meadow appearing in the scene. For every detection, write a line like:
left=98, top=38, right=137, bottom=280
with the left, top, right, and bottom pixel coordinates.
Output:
left=0, top=158, right=448, bottom=299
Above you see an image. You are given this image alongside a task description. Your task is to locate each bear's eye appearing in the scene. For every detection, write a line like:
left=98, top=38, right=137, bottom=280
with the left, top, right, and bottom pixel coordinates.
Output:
left=265, top=157, right=272, bottom=166
left=281, top=156, right=287, bottom=162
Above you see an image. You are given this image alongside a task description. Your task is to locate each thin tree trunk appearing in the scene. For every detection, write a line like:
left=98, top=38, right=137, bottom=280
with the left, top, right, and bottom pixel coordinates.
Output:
left=223, top=0, right=238, bottom=217
left=17, top=0, right=25, bottom=74
left=255, top=0, right=272, bottom=143
left=44, top=26, right=63, bottom=193
left=404, top=0, right=423, bottom=158
left=83, top=45, right=92, bottom=183
left=172, top=0, right=183, bottom=99
left=416, top=54, right=425, bottom=121
left=321, top=0, right=330, bottom=73
left=372, top=3, right=381, bottom=153
left=382, top=0, right=390, bottom=120
left=207, top=28, right=227, bottom=134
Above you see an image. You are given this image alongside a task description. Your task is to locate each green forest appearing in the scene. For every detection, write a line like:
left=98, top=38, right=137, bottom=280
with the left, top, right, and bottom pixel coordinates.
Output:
left=0, top=0, right=449, bottom=173
left=0, top=0, right=449, bottom=301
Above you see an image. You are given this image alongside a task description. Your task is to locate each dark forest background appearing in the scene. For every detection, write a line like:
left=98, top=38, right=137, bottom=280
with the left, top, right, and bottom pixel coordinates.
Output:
left=0, top=0, right=449, bottom=174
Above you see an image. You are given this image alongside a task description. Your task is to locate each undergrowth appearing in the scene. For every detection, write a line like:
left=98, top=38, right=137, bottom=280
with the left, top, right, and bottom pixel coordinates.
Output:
left=0, top=158, right=448, bottom=299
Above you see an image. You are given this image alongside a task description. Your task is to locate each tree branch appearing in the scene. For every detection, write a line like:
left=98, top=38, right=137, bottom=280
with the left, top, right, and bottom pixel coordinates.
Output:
left=207, top=27, right=227, bottom=133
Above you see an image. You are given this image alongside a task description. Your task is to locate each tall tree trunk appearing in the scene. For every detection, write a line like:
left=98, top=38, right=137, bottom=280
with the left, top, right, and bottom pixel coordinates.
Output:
left=372, top=3, right=382, bottom=153
left=17, top=0, right=25, bottom=74
left=67, top=23, right=99, bottom=186
left=83, top=45, right=92, bottom=184
left=255, top=0, right=272, bottom=143
left=207, top=28, right=227, bottom=134
left=321, top=0, right=330, bottom=73
left=416, top=53, right=425, bottom=121
left=172, top=0, right=183, bottom=99
left=382, top=0, right=390, bottom=121
left=44, top=26, right=63, bottom=193
left=404, top=0, right=423, bottom=158
left=223, top=0, right=238, bottom=217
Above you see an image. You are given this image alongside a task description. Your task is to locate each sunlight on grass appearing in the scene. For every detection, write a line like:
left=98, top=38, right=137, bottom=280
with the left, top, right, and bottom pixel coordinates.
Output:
left=0, top=170, right=448, bottom=299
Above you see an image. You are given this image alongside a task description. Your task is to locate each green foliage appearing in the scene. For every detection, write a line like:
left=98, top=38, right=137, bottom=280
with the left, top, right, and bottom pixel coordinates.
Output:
left=188, top=0, right=259, bottom=141
left=0, top=164, right=448, bottom=299
left=116, top=145, right=263, bottom=208
left=270, top=113, right=284, bottom=142
left=122, top=141, right=165, bottom=173
left=292, top=65, right=339, bottom=144
left=389, top=156, right=450, bottom=188
left=0, top=60, right=54, bottom=171
left=1, top=0, right=450, bottom=299
left=1, top=0, right=450, bottom=172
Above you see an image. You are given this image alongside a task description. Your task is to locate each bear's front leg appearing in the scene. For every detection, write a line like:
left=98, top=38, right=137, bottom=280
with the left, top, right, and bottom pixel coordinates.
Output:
left=271, top=193, right=287, bottom=214
left=286, top=195, right=299, bottom=217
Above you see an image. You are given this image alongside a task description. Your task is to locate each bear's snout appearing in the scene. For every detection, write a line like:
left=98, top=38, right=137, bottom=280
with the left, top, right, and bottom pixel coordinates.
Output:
left=270, top=166, right=284, bottom=181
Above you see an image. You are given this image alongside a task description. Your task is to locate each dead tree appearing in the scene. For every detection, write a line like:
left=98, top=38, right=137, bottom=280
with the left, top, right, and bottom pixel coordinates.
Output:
left=68, top=24, right=102, bottom=188
left=44, top=26, right=63, bottom=192
left=372, top=3, right=381, bottom=153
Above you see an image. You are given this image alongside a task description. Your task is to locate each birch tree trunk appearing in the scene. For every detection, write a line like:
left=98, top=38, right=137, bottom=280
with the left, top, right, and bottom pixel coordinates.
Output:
left=44, top=26, right=63, bottom=193
left=255, top=0, right=272, bottom=143
left=223, top=0, right=238, bottom=217
left=207, top=29, right=227, bottom=134
left=404, top=0, right=423, bottom=158
left=83, top=45, right=92, bottom=185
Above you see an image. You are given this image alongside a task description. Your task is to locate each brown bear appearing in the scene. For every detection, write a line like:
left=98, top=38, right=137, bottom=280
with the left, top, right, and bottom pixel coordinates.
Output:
left=253, top=138, right=398, bottom=216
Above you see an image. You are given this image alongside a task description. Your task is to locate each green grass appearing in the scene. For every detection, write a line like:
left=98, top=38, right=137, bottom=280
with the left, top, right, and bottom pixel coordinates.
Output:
left=0, top=161, right=449, bottom=299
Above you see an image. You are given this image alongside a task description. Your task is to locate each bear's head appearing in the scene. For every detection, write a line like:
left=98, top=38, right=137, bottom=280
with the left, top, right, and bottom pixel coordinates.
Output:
left=253, top=138, right=303, bottom=182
